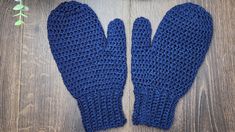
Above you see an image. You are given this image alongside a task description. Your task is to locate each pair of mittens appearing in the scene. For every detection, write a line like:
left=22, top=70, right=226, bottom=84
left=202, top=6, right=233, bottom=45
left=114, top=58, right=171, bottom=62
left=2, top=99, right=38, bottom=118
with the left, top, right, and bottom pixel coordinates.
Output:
left=47, top=1, right=213, bottom=131
left=47, top=1, right=126, bottom=132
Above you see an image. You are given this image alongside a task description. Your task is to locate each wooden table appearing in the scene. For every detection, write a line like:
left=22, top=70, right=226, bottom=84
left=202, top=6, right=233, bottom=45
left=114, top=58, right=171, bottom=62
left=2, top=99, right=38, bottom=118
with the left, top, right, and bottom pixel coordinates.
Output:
left=1, top=0, right=235, bottom=131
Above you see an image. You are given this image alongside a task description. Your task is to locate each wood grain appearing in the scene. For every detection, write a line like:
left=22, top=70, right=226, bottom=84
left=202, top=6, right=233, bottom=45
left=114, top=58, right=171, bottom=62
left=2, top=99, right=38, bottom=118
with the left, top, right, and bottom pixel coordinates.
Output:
left=0, top=1, right=22, bottom=132
left=0, top=0, right=235, bottom=132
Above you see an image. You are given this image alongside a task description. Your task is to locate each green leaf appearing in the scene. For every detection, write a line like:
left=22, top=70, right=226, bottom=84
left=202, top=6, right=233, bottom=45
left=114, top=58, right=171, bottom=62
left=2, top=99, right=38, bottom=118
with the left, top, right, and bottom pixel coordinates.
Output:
left=15, top=19, right=24, bottom=26
left=21, top=13, right=28, bottom=17
left=13, top=12, right=27, bottom=17
left=23, top=6, right=29, bottom=11
left=13, top=4, right=24, bottom=10
left=13, top=13, right=21, bottom=17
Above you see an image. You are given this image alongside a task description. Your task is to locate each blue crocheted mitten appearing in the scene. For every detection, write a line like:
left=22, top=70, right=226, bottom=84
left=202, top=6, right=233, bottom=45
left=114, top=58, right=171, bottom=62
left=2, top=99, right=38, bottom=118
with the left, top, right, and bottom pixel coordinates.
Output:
left=47, top=1, right=126, bottom=131
left=131, top=3, right=213, bottom=129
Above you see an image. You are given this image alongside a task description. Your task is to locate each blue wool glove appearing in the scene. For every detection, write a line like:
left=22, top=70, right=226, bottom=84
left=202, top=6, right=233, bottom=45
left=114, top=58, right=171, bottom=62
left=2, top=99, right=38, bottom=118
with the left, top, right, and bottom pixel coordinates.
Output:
left=47, top=1, right=126, bottom=131
left=131, top=3, right=213, bottom=129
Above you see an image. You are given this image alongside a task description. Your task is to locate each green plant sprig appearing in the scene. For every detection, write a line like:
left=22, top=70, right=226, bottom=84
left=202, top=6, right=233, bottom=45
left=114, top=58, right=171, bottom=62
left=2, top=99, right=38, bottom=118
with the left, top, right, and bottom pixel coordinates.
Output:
left=13, top=0, right=29, bottom=26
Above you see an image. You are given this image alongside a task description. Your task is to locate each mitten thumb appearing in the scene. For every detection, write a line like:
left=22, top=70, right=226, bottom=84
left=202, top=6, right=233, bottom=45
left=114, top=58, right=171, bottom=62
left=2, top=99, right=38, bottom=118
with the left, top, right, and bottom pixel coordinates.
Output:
left=106, top=19, right=126, bottom=57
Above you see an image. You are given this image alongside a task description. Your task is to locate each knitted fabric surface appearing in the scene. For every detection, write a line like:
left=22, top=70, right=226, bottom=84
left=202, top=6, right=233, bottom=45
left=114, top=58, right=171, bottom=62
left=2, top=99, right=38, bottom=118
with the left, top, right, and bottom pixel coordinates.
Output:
left=131, top=3, right=213, bottom=129
left=47, top=1, right=127, bottom=131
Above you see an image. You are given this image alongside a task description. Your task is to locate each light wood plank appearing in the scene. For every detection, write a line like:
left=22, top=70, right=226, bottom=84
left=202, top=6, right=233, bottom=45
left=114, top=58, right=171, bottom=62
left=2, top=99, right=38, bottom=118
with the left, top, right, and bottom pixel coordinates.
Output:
left=0, top=0, right=22, bottom=132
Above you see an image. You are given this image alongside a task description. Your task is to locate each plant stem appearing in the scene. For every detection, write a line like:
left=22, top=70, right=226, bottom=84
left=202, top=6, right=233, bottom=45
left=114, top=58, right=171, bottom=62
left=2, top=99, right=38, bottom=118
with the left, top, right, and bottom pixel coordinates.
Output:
left=19, top=0, right=22, bottom=21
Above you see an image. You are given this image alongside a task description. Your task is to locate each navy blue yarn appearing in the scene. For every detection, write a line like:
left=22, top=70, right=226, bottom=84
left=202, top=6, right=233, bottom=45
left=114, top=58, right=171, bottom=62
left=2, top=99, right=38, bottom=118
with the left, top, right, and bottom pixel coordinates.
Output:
left=47, top=1, right=126, bottom=131
left=131, top=3, right=213, bottom=129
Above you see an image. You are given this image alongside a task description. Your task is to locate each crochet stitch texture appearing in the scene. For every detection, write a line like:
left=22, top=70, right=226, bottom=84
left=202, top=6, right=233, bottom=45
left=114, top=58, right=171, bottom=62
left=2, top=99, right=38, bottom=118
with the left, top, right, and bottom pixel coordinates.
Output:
left=47, top=1, right=126, bottom=131
left=131, top=3, right=213, bottom=129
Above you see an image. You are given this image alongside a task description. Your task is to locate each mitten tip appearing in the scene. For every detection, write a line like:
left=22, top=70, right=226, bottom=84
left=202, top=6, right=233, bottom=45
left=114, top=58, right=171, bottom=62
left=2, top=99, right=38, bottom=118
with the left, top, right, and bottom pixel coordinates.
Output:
left=171, top=2, right=212, bottom=22
left=50, top=1, right=82, bottom=15
left=134, top=17, right=150, bottom=25
left=108, top=18, right=124, bottom=29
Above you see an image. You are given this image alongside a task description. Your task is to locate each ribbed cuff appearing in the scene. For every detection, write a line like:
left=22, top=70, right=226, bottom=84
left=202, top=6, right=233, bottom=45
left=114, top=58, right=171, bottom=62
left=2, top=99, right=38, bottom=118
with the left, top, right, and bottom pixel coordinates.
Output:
left=77, top=90, right=126, bottom=132
left=132, top=89, right=179, bottom=129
